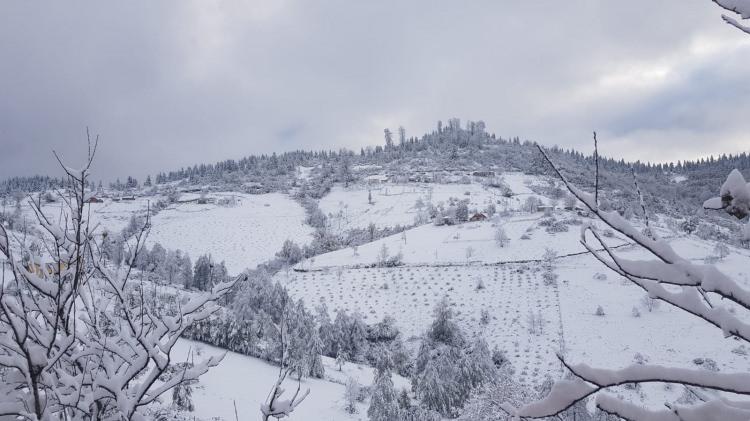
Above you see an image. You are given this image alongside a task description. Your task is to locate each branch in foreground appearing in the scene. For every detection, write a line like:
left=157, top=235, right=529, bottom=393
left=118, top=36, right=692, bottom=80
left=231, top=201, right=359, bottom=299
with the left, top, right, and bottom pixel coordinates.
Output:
left=504, top=145, right=750, bottom=420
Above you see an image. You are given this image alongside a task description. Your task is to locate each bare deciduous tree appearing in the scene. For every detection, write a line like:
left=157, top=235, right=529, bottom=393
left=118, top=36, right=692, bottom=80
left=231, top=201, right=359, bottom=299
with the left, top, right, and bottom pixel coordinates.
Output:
left=0, top=136, right=238, bottom=420
left=261, top=309, right=310, bottom=421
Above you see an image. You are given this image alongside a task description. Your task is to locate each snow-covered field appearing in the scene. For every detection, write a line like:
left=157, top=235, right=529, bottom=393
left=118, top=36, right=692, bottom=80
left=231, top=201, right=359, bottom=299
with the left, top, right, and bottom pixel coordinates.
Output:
left=300, top=211, right=627, bottom=269
left=33, top=197, right=153, bottom=235
left=318, top=172, right=549, bottom=233
left=33, top=192, right=312, bottom=274
left=88, top=198, right=153, bottom=233
left=557, top=240, right=750, bottom=406
left=279, top=263, right=565, bottom=388
left=279, top=205, right=750, bottom=397
left=9, top=174, right=750, bottom=418
left=171, top=339, right=409, bottom=421
left=148, top=193, right=313, bottom=273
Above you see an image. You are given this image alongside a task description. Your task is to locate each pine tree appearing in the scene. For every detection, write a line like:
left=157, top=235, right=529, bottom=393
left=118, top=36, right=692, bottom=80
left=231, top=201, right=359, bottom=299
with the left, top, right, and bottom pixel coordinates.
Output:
left=308, top=332, right=325, bottom=378
left=384, top=128, right=394, bottom=148
left=367, top=349, right=400, bottom=421
left=455, top=202, right=469, bottom=222
left=193, top=254, right=213, bottom=291
left=413, top=299, right=494, bottom=416
left=180, top=254, right=193, bottom=289
left=172, top=380, right=194, bottom=412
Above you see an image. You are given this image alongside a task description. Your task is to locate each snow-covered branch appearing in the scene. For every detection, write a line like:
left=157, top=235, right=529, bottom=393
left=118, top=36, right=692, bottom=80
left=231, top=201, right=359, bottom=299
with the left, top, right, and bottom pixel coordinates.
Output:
left=504, top=146, right=750, bottom=420
left=0, top=143, right=237, bottom=420
left=713, top=0, right=750, bottom=34
left=261, top=308, right=310, bottom=420
left=261, top=369, right=310, bottom=421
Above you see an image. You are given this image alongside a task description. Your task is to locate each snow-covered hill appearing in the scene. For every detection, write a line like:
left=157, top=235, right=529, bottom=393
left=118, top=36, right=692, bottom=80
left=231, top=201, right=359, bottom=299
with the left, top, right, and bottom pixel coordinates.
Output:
left=298, top=212, right=627, bottom=269
left=7, top=164, right=750, bottom=419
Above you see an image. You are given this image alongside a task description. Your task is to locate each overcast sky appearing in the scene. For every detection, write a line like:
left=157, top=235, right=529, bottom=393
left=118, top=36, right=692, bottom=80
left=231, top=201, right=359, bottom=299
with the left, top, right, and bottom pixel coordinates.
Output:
left=1, top=1, right=749, bottom=182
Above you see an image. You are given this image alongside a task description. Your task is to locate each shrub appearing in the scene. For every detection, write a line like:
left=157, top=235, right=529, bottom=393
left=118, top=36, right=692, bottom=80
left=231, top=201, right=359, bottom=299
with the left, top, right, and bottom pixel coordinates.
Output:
left=593, top=272, right=607, bottom=281
left=494, top=227, right=510, bottom=247
left=217, top=196, right=238, bottom=207
left=545, top=221, right=569, bottom=233
left=344, top=377, right=360, bottom=414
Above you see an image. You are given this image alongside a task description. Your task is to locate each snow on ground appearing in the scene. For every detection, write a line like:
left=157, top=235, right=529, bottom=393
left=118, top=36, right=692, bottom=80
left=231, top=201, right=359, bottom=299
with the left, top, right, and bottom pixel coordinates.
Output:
left=557, top=237, right=750, bottom=408
left=280, top=210, right=750, bottom=397
left=671, top=174, right=688, bottom=183
left=297, top=165, right=315, bottom=181
left=31, top=192, right=313, bottom=274
left=32, top=197, right=153, bottom=235
left=318, top=173, right=548, bottom=233
left=148, top=193, right=313, bottom=274
left=279, top=263, right=565, bottom=389
left=88, top=198, right=153, bottom=233
left=301, top=211, right=627, bottom=269
left=171, top=339, right=409, bottom=421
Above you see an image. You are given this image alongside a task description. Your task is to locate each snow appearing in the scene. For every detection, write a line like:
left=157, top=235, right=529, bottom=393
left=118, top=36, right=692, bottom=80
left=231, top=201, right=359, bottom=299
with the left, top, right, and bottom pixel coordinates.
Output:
left=705, top=169, right=750, bottom=219
left=283, top=199, right=750, bottom=406
left=557, top=242, right=750, bottom=410
left=512, top=378, right=595, bottom=418
left=87, top=197, right=153, bottom=233
left=318, top=173, right=546, bottom=233
left=671, top=175, right=688, bottom=183
left=297, top=165, right=315, bottom=181
left=280, top=261, right=567, bottom=388
left=32, top=192, right=313, bottom=275
left=716, top=0, right=750, bottom=18
left=147, top=193, right=313, bottom=274
left=11, top=170, right=750, bottom=417
left=171, top=339, right=409, bottom=420
left=302, top=212, right=626, bottom=268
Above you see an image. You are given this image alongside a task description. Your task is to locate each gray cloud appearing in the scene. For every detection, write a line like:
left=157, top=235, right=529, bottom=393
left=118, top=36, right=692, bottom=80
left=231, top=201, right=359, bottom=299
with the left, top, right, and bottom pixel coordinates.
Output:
left=1, top=0, right=748, bottom=181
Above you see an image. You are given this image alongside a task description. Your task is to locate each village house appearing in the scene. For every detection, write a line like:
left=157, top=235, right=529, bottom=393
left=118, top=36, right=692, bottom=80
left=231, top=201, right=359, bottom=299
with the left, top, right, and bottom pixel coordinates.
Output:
left=469, top=212, right=488, bottom=222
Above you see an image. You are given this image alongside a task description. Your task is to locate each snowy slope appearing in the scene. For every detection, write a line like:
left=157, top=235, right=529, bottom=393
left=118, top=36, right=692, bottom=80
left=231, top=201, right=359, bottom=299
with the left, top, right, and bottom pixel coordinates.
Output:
left=279, top=264, right=565, bottom=389
left=32, top=197, right=152, bottom=235
left=32, top=192, right=313, bottom=275
left=170, top=339, right=409, bottom=421
left=147, top=193, right=313, bottom=274
left=279, top=201, right=750, bottom=396
left=318, top=172, right=549, bottom=233
left=557, top=244, right=750, bottom=407
left=300, top=212, right=627, bottom=269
